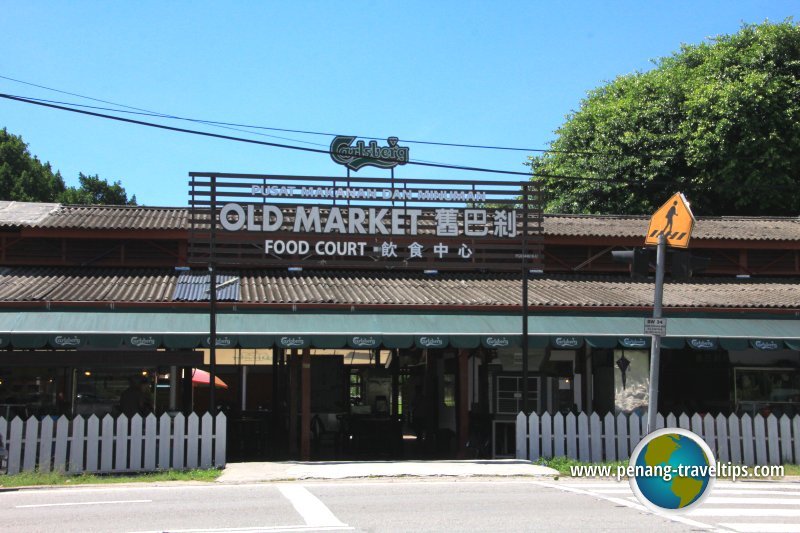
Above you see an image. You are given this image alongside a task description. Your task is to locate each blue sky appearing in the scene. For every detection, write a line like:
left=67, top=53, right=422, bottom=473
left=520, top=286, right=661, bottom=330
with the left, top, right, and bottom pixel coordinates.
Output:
left=1, top=2, right=797, bottom=206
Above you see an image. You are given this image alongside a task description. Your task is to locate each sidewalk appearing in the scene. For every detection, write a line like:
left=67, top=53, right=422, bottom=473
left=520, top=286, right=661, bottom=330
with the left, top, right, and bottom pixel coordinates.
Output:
left=217, top=459, right=559, bottom=483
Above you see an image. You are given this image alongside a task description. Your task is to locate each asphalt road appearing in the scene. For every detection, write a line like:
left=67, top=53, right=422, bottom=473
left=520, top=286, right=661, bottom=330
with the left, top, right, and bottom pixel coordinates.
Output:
left=1, top=478, right=798, bottom=532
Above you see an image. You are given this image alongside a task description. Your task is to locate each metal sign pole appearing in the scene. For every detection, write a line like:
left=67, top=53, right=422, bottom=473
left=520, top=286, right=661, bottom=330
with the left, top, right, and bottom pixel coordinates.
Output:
left=521, top=186, right=530, bottom=414
left=209, top=175, right=217, bottom=414
left=647, top=234, right=666, bottom=433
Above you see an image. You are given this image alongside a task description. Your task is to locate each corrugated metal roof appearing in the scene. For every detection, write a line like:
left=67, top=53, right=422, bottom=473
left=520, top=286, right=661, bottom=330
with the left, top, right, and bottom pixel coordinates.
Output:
left=0, top=201, right=60, bottom=227
left=172, top=271, right=240, bottom=302
left=0, top=202, right=797, bottom=241
left=42, top=205, right=188, bottom=230
left=543, top=214, right=800, bottom=241
left=0, top=267, right=176, bottom=302
left=0, top=267, right=797, bottom=310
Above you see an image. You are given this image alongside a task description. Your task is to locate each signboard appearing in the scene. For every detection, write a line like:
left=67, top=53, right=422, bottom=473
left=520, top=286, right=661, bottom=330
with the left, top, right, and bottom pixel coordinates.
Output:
left=645, top=193, right=696, bottom=248
left=643, top=318, right=667, bottom=336
left=188, top=173, right=544, bottom=271
left=330, top=136, right=409, bottom=171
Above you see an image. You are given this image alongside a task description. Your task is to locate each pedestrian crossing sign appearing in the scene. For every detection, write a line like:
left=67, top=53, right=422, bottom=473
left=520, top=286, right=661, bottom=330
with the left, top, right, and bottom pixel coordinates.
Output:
left=645, top=193, right=696, bottom=248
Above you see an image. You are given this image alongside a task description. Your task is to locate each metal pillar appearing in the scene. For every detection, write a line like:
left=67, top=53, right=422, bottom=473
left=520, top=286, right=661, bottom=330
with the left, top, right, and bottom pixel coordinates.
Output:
left=521, top=186, right=530, bottom=414
left=209, top=175, right=217, bottom=414
left=647, top=234, right=666, bottom=433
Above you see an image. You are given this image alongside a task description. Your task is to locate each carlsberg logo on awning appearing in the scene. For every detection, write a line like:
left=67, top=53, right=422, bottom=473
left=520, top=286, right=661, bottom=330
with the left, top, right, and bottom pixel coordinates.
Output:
left=351, top=336, right=378, bottom=347
left=754, top=340, right=780, bottom=350
left=130, top=336, right=157, bottom=347
left=419, top=337, right=444, bottom=348
left=690, top=339, right=715, bottom=350
left=622, top=337, right=648, bottom=348
left=554, top=337, right=579, bottom=348
left=485, top=337, right=510, bottom=348
left=54, top=336, right=81, bottom=347
left=280, top=337, right=305, bottom=347
left=330, top=136, right=409, bottom=171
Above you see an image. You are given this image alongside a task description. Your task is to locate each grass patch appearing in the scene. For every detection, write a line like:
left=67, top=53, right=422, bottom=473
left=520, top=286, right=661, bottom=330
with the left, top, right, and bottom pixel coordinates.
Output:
left=0, top=468, right=221, bottom=488
left=535, top=456, right=626, bottom=477
left=783, top=464, right=800, bottom=476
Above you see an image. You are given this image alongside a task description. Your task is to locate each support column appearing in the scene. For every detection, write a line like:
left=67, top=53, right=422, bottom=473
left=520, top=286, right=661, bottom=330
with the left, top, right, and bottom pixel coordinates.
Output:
left=169, top=365, right=177, bottom=411
left=457, top=348, right=470, bottom=458
left=288, top=350, right=298, bottom=458
left=391, top=350, right=400, bottom=416
left=300, top=348, right=311, bottom=461
left=241, top=365, right=248, bottom=412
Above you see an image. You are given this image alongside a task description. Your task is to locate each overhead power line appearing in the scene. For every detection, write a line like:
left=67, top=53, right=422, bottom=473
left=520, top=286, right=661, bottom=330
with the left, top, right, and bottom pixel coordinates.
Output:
left=3, top=91, right=794, bottom=194
left=0, top=74, right=672, bottom=159
left=1, top=92, right=577, bottom=179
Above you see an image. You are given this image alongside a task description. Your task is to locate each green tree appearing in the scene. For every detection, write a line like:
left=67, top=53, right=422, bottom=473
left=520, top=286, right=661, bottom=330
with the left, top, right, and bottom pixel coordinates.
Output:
left=529, top=20, right=800, bottom=216
left=0, top=128, right=136, bottom=205
left=0, top=128, right=66, bottom=202
left=58, top=173, right=137, bottom=206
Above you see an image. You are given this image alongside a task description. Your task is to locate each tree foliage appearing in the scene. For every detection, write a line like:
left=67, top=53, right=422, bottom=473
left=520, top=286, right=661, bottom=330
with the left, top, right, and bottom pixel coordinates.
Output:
left=0, top=128, right=65, bottom=202
left=529, top=20, right=800, bottom=216
left=0, top=128, right=136, bottom=205
left=58, top=173, right=137, bottom=206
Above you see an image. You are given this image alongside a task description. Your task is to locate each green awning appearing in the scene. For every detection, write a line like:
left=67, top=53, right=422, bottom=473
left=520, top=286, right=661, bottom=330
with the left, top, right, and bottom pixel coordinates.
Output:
left=450, top=336, right=480, bottom=349
left=163, top=335, right=203, bottom=349
left=720, top=338, right=748, bottom=351
left=12, top=334, right=48, bottom=349
left=661, top=337, right=685, bottom=349
left=0, top=311, right=797, bottom=352
left=382, top=335, right=413, bottom=349
left=586, top=336, right=618, bottom=349
left=238, top=335, right=273, bottom=349
left=312, top=335, right=347, bottom=349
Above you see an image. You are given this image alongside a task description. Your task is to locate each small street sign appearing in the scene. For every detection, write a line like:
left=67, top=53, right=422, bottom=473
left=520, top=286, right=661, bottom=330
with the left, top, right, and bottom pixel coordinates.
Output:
left=645, top=192, right=696, bottom=249
left=644, top=317, right=667, bottom=336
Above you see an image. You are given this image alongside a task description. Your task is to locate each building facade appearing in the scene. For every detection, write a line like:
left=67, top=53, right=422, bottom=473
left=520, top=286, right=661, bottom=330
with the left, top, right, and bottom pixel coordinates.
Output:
left=0, top=200, right=798, bottom=460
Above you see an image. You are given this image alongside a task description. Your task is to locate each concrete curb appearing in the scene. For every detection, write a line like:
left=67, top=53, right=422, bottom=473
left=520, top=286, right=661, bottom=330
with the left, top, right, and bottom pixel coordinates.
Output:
left=216, top=460, right=560, bottom=483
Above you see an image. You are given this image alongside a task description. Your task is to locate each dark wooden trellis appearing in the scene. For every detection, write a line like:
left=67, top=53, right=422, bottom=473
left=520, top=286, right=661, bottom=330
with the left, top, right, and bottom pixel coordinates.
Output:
left=188, top=173, right=543, bottom=272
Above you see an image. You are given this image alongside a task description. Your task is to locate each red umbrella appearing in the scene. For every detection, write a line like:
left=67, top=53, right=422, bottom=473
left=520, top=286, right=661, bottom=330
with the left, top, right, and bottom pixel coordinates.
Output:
left=191, top=368, right=229, bottom=389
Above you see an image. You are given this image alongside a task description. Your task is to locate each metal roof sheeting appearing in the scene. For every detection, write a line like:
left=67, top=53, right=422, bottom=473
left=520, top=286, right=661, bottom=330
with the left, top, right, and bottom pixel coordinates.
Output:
left=43, top=205, right=188, bottom=230
left=543, top=214, right=800, bottom=241
left=0, top=267, right=176, bottom=302
left=172, top=271, right=240, bottom=302
left=0, top=267, right=797, bottom=309
left=0, top=202, right=797, bottom=241
left=0, top=201, right=60, bottom=227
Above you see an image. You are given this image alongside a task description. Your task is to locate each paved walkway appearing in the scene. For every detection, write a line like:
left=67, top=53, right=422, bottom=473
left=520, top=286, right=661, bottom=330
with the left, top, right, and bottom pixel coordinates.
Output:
left=217, top=459, right=559, bottom=483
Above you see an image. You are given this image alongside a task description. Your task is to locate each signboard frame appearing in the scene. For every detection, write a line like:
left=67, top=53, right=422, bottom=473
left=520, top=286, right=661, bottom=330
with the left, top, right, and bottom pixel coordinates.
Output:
left=188, top=173, right=544, bottom=272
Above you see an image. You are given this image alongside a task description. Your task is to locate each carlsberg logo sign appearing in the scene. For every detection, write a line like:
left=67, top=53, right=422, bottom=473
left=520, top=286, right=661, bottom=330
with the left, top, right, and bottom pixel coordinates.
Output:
left=330, top=136, right=409, bottom=171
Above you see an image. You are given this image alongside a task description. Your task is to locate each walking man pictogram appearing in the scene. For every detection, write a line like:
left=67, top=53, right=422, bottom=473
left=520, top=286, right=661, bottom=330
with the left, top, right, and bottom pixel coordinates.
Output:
left=662, top=200, right=678, bottom=235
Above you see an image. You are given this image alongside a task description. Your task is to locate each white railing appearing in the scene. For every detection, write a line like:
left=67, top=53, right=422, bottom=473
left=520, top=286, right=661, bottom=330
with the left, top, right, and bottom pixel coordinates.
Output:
left=0, top=412, right=226, bottom=474
left=516, top=411, right=800, bottom=466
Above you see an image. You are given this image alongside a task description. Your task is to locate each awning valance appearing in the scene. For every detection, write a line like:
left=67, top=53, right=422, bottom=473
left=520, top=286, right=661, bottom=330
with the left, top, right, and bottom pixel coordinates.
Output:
left=0, top=311, right=798, bottom=351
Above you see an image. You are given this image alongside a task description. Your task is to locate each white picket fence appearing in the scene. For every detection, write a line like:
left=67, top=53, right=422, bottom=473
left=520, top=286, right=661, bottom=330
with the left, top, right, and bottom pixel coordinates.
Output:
left=516, top=411, right=800, bottom=466
left=0, top=412, right=226, bottom=474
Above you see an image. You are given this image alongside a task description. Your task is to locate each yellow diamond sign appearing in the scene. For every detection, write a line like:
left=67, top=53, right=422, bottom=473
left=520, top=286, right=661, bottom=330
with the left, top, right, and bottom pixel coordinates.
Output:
left=645, top=193, right=696, bottom=248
